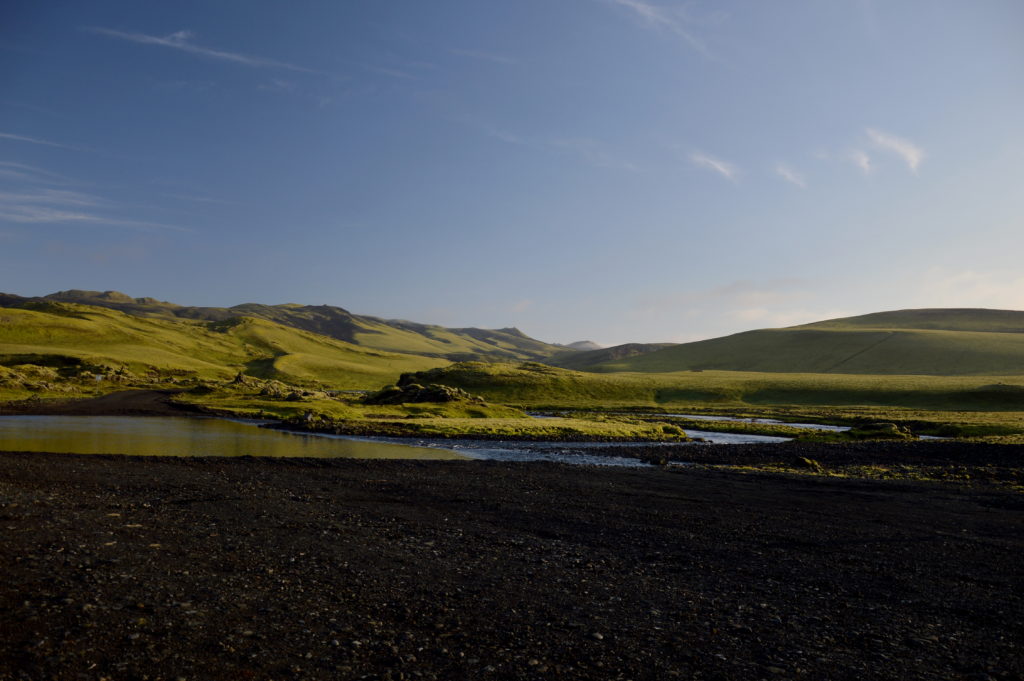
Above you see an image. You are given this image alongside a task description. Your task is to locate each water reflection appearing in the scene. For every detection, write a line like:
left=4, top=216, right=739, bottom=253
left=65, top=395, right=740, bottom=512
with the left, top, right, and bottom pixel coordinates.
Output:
left=0, top=415, right=465, bottom=460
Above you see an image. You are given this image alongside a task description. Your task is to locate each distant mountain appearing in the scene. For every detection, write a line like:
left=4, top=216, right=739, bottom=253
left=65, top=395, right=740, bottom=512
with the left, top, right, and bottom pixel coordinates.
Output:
left=0, top=291, right=569, bottom=363
left=549, top=342, right=677, bottom=371
left=585, top=309, right=1024, bottom=376
left=563, top=341, right=603, bottom=351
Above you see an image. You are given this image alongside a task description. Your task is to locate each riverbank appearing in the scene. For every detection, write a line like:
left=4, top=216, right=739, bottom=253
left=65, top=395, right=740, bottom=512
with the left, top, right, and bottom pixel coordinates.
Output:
left=0, top=389, right=199, bottom=417
left=1, top=451, right=1021, bottom=680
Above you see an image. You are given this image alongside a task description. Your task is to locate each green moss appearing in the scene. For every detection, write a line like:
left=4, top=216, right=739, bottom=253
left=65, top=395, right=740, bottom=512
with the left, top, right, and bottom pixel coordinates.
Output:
left=283, top=415, right=690, bottom=442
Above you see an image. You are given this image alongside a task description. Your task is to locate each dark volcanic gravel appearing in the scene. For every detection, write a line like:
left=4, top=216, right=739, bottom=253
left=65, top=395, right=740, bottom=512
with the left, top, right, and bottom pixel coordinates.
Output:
left=1, top=451, right=1021, bottom=681
left=604, top=440, right=1024, bottom=467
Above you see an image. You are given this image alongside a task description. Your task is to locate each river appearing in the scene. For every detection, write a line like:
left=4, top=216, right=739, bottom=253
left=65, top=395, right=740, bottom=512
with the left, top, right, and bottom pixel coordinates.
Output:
left=0, top=414, right=799, bottom=466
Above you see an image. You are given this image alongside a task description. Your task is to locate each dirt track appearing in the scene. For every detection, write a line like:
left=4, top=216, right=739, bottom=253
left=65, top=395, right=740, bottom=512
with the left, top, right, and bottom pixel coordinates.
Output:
left=1, top=452, right=1021, bottom=680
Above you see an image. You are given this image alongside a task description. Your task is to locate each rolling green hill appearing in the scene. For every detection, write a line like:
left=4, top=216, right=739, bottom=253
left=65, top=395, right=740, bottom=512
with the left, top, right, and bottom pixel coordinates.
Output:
left=796, top=308, right=1024, bottom=333
left=589, top=309, right=1024, bottom=376
left=0, top=301, right=445, bottom=389
left=549, top=342, right=677, bottom=370
left=398, top=361, right=1024, bottom=412
left=0, top=290, right=569, bottom=363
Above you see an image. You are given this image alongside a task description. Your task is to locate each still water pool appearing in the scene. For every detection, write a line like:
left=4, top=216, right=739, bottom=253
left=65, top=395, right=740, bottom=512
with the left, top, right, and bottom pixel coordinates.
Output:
left=0, top=415, right=794, bottom=465
left=0, top=415, right=465, bottom=460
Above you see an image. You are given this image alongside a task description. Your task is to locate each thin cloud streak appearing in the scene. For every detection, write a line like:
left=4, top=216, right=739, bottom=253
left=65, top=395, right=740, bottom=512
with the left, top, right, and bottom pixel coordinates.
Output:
left=0, top=188, right=191, bottom=233
left=607, top=0, right=712, bottom=57
left=775, top=163, right=806, bottom=189
left=0, top=189, right=100, bottom=207
left=88, top=27, right=324, bottom=75
left=471, top=121, right=527, bottom=146
left=690, top=152, right=737, bottom=181
left=362, top=64, right=418, bottom=80
left=0, top=132, right=75, bottom=150
left=463, top=118, right=637, bottom=171
left=163, top=193, right=242, bottom=206
left=550, top=138, right=640, bottom=172
left=449, top=48, right=516, bottom=65
left=867, top=128, right=925, bottom=173
left=0, top=162, right=72, bottom=184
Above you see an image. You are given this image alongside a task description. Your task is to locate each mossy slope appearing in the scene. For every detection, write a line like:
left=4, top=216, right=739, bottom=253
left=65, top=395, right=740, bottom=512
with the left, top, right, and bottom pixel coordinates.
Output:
left=0, top=303, right=445, bottom=389
left=2, top=290, right=566, bottom=363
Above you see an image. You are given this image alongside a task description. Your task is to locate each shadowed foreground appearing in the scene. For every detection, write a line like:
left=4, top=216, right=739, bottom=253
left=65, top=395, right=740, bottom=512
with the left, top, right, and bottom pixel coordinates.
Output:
left=0, top=452, right=1021, bottom=680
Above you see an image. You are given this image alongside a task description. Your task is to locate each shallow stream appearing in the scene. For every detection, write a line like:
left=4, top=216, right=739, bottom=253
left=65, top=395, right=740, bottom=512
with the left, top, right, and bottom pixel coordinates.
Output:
left=0, top=415, right=463, bottom=460
left=0, top=415, right=794, bottom=466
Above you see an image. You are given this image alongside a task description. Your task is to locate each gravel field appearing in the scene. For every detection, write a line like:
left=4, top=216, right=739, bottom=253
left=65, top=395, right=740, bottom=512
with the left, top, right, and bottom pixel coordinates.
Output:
left=1, top=449, right=1022, bottom=680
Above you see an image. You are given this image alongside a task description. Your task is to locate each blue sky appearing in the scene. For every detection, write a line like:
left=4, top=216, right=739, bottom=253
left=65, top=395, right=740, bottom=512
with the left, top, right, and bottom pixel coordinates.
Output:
left=2, top=1, right=1022, bottom=345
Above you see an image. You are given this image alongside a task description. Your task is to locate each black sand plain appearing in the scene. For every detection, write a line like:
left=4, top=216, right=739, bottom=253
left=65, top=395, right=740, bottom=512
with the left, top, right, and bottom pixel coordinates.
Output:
left=1, top=442, right=1021, bottom=681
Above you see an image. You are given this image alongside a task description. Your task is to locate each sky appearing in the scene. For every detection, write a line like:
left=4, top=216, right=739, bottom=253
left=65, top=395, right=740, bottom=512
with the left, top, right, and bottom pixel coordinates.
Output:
left=1, top=1, right=1023, bottom=346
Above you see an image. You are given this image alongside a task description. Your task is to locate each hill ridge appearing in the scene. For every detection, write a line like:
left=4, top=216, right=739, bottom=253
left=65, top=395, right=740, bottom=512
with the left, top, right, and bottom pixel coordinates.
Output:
left=590, top=308, right=1024, bottom=376
left=0, top=291, right=568, bottom=364
left=792, top=307, right=1024, bottom=334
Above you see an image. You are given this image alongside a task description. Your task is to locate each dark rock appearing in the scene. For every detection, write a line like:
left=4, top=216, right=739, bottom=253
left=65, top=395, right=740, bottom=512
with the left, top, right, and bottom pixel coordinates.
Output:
left=363, top=383, right=485, bottom=405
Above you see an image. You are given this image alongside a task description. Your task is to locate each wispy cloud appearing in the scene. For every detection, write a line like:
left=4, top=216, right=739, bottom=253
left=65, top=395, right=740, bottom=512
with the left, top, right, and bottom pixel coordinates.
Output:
left=0, top=161, right=71, bottom=184
left=0, top=189, right=100, bottom=207
left=362, top=64, right=418, bottom=80
left=162, top=193, right=242, bottom=206
left=690, top=152, right=737, bottom=181
left=463, top=118, right=637, bottom=171
left=849, top=149, right=872, bottom=175
left=88, top=27, right=323, bottom=75
left=258, top=78, right=296, bottom=92
left=0, top=188, right=190, bottom=232
left=550, top=138, right=640, bottom=172
left=449, top=48, right=516, bottom=65
left=0, top=132, right=75, bottom=150
left=475, top=122, right=527, bottom=146
left=607, top=0, right=711, bottom=57
left=867, top=128, right=924, bottom=173
left=511, top=299, right=533, bottom=314
left=775, top=163, right=806, bottom=189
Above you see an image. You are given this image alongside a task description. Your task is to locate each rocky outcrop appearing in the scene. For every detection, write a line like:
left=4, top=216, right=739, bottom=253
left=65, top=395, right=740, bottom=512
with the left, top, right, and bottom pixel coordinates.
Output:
left=363, top=383, right=485, bottom=405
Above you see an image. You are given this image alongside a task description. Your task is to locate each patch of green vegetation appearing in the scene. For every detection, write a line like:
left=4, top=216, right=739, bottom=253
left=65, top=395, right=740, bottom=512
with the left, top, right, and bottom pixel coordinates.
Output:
left=402, top=361, right=1024, bottom=411
left=793, top=422, right=916, bottom=442
left=398, top=362, right=1024, bottom=439
left=169, top=377, right=527, bottom=422
left=284, top=414, right=689, bottom=441
left=166, top=378, right=687, bottom=441
left=629, top=416, right=815, bottom=439
left=725, top=462, right=1024, bottom=492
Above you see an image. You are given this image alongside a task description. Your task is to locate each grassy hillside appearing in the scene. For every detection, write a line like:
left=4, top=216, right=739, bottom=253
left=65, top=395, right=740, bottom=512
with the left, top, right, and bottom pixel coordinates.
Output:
left=590, top=309, right=1024, bottom=376
left=798, top=308, right=1024, bottom=333
left=0, top=302, right=445, bottom=389
left=1, top=290, right=567, bottom=363
left=400, top=361, right=1024, bottom=413
left=549, top=342, right=677, bottom=370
